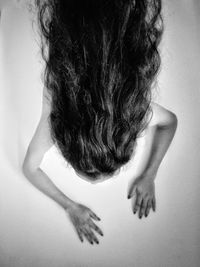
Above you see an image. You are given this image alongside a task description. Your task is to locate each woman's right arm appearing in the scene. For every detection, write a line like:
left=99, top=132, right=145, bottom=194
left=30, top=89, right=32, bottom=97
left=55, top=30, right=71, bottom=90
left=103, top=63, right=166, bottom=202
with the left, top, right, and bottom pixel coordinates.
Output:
left=22, top=87, right=73, bottom=209
left=22, top=87, right=103, bottom=245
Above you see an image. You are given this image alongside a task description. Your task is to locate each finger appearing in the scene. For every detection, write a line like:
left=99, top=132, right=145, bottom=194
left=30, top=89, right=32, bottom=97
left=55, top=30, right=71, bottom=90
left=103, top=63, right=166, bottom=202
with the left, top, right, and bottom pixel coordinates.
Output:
left=152, top=197, right=156, bottom=212
left=84, top=225, right=99, bottom=245
left=139, top=197, right=148, bottom=219
left=75, top=227, right=84, bottom=242
left=89, top=220, right=103, bottom=236
left=127, top=183, right=137, bottom=199
left=89, top=210, right=101, bottom=221
left=89, top=230, right=99, bottom=244
left=145, top=200, right=152, bottom=217
left=85, top=228, right=99, bottom=245
left=82, top=228, right=93, bottom=245
left=133, top=191, right=142, bottom=214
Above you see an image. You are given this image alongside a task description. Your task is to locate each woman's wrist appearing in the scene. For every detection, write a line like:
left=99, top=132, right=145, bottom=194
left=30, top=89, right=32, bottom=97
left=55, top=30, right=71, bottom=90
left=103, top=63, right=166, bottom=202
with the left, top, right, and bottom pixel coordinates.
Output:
left=52, top=191, right=77, bottom=210
left=135, top=168, right=158, bottom=182
left=143, top=167, right=158, bottom=178
left=64, top=199, right=77, bottom=211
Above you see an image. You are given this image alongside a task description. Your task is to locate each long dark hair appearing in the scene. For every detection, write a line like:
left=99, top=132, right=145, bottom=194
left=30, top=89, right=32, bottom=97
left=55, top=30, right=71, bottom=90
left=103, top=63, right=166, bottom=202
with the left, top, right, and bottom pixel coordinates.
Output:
left=35, top=0, right=163, bottom=180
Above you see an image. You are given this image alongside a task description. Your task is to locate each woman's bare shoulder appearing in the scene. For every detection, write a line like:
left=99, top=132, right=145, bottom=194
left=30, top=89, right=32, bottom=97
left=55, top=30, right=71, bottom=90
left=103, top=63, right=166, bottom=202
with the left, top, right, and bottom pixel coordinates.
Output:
left=148, top=102, right=178, bottom=128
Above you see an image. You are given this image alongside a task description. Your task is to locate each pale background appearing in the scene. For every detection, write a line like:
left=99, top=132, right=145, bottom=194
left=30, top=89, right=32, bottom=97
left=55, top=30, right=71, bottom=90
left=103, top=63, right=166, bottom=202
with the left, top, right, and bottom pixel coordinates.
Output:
left=0, top=1, right=200, bottom=267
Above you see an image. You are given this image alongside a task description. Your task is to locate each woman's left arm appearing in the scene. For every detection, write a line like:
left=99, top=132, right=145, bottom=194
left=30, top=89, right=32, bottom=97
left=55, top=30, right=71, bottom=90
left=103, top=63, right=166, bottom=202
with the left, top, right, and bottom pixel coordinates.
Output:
left=127, top=102, right=178, bottom=219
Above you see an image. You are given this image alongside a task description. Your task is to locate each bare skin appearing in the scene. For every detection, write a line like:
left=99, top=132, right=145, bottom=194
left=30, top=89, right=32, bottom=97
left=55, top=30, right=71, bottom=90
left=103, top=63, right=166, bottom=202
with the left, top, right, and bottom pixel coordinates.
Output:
left=23, top=87, right=103, bottom=245
left=23, top=86, right=177, bottom=244
left=127, top=102, right=178, bottom=219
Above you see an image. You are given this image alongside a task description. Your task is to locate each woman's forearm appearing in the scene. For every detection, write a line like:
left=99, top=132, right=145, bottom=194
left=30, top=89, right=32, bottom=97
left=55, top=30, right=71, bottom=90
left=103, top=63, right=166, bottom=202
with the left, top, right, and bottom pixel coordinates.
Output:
left=23, top=166, right=75, bottom=210
left=135, top=118, right=178, bottom=179
left=23, top=163, right=104, bottom=245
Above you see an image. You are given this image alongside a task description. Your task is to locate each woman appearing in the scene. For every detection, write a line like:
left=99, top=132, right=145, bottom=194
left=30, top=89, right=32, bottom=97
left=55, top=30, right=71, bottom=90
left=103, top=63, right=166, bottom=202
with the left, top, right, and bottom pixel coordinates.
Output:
left=23, top=0, right=177, bottom=245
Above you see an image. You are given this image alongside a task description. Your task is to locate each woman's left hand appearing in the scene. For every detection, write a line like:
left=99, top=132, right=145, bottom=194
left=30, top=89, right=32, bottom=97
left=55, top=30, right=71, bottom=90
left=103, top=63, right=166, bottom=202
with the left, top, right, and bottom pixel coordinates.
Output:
left=127, top=173, right=157, bottom=219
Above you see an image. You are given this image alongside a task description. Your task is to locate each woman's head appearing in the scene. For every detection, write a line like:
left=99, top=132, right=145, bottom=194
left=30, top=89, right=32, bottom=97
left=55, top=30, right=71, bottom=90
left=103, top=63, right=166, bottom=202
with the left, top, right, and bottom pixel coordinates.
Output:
left=35, top=0, right=163, bottom=180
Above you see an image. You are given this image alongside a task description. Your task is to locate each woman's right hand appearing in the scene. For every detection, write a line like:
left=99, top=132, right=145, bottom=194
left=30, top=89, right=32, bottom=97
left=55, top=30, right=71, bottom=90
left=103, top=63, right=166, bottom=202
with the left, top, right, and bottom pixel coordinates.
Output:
left=65, top=202, right=104, bottom=245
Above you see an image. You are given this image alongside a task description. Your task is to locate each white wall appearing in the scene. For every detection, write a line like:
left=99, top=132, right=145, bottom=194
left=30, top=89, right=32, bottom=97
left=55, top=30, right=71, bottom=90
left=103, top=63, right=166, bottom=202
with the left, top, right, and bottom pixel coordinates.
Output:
left=0, top=1, right=199, bottom=267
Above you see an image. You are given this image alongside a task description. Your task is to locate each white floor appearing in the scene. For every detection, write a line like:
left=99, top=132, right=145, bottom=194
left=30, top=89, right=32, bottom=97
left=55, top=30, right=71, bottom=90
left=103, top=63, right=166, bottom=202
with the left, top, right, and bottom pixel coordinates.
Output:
left=0, top=1, right=200, bottom=267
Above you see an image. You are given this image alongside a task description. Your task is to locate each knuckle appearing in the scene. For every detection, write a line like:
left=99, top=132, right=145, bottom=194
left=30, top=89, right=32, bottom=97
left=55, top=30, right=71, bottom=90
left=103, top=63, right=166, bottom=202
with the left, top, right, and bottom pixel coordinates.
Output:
left=136, top=199, right=141, bottom=204
left=88, top=218, right=93, bottom=225
left=147, top=202, right=151, bottom=207
left=136, top=188, right=141, bottom=194
left=147, top=206, right=151, bottom=211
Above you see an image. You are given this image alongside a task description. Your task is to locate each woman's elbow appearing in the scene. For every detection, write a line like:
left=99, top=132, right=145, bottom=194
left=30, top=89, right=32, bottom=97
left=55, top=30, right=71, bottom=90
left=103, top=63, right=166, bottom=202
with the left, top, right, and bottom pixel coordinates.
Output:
left=22, top=157, right=38, bottom=178
left=164, top=111, right=178, bottom=129
left=150, top=103, right=178, bottom=129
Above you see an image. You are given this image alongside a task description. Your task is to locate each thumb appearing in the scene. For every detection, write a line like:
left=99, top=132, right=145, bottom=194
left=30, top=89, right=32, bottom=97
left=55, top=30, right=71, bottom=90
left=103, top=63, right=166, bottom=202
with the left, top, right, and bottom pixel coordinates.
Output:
left=127, top=183, right=137, bottom=199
